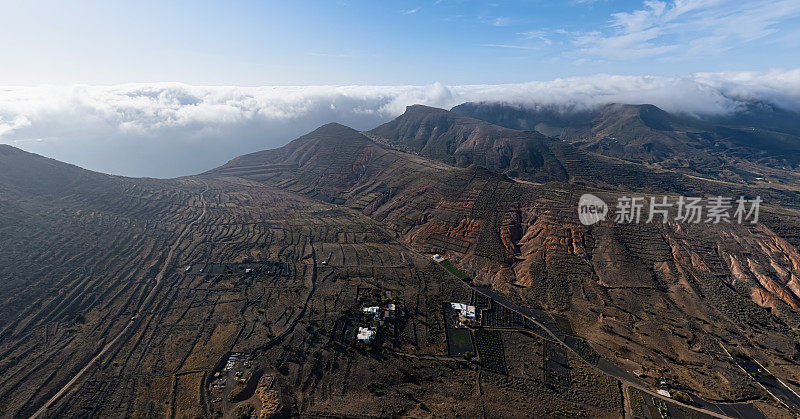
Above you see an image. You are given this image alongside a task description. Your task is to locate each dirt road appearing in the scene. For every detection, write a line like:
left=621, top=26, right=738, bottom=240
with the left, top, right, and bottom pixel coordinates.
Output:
left=31, top=180, right=209, bottom=418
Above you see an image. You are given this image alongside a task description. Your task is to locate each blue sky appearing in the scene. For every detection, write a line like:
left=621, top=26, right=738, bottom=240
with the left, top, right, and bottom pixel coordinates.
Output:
left=1, top=0, right=799, bottom=85
left=2, top=1, right=800, bottom=177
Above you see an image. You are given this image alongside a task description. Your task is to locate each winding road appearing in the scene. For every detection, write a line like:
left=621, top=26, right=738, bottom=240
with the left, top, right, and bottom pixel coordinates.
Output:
left=455, top=272, right=735, bottom=419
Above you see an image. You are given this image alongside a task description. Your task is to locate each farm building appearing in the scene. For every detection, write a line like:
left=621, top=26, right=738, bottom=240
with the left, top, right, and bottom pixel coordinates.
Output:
left=357, top=327, right=376, bottom=342
left=451, top=302, right=476, bottom=327
left=362, top=306, right=380, bottom=315
left=384, top=303, right=396, bottom=319
left=364, top=304, right=395, bottom=322
left=451, top=303, right=475, bottom=319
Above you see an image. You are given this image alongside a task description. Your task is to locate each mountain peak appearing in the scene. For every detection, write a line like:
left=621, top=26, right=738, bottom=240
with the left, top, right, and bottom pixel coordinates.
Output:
left=601, top=102, right=668, bottom=115
left=598, top=103, right=677, bottom=131
left=210, top=121, right=376, bottom=176
left=369, top=105, right=568, bottom=182
left=306, top=122, right=362, bottom=136
left=0, top=144, right=23, bottom=155
left=404, top=104, right=449, bottom=114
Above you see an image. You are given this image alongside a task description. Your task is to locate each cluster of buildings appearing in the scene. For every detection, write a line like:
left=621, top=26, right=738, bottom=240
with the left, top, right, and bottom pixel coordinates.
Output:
left=221, top=353, right=252, bottom=376
left=224, top=357, right=237, bottom=371
left=223, top=353, right=248, bottom=371
left=356, top=302, right=396, bottom=342
left=362, top=303, right=395, bottom=322
left=450, top=302, right=476, bottom=327
left=356, top=327, right=376, bottom=342
left=211, top=353, right=254, bottom=404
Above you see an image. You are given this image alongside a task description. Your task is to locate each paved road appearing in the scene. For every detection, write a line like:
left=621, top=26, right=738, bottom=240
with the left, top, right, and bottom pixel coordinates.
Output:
left=721, top=343, right=800, bottom=413
left=31, top=180, right=209, bottom=419
left=459, top=279, right=734, bottom=419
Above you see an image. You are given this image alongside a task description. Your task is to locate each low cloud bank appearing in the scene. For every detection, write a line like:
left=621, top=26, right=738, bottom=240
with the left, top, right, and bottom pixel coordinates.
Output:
left=1, top=70, right=798, bottom=177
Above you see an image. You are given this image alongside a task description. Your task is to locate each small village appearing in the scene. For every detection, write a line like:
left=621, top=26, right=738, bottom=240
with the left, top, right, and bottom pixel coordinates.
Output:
left=354, top=292, right=397, bottom=351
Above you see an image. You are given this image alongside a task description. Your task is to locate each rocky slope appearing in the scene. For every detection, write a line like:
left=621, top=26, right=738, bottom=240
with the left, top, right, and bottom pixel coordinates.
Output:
left=4, top=105, right=800, bottom=416
left=214, top=111, right=800, bottom=406
left=453, top=101, right=800, bottom=183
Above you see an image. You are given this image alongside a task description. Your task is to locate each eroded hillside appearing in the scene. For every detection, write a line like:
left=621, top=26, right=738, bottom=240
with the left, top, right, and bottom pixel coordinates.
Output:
left=3, top=107, right=800, bottom=418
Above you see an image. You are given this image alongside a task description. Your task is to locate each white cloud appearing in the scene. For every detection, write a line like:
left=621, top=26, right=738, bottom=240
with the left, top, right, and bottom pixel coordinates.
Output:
left=0, top=70, right=799, bottom=177
left=519, top=30, right=553, bottom=45
left=571, top=0, right=800, bottom=60
left=492, top=17, right=511, bottom=27
left=480, top=44, right=534, bottom=50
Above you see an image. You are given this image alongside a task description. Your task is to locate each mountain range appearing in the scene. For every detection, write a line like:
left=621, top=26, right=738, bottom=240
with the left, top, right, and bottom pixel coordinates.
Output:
left=2, top=102, right=800, bottom=418
left=452, top=101, right=800, bottom=184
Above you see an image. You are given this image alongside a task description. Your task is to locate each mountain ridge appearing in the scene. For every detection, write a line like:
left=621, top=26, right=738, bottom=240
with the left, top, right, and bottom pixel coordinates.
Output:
left=452, top=101, right=800, bottom=183
left=3, top=104, right=800, bottom=417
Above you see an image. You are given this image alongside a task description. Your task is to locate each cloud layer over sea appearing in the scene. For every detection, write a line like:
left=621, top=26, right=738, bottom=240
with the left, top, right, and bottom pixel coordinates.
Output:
left=2, top=69, right=799, bottom=177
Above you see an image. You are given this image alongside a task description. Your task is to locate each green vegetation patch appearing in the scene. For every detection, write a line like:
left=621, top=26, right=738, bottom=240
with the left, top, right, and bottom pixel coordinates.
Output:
left=474, top=329, right=507, bottom=375
left=551, top=313, right=575, bottom=336
left=447, top=328, right=475, bottom=356
left=439, top=260, right=469, bottom=280
left=629, top=387, right=646, bottom=417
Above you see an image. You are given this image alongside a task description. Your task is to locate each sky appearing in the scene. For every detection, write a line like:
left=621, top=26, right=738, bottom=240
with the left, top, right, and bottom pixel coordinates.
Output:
left=2, top=0, right=799, bottom=85
left=1, top=1, right=799, bottom=177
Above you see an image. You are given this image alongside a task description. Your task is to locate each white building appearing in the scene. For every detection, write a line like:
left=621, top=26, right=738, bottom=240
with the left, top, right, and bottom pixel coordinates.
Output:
left=357, top=327, right=375, bottom=342
left=451, top=302, right=476, bottom=319
left=362, top=306, right=380, bottom=315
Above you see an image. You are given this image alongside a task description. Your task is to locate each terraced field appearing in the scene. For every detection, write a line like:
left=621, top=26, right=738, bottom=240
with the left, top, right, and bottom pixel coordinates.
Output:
left=3, top=104, right=800, bottom=417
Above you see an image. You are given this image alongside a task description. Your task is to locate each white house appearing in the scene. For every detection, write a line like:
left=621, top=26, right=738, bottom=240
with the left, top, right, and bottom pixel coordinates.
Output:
left=362, top=306, right=380, bottom=315
left=451, top=302, right=476, bottom=319
left=357, top=327, right=375, bottom=342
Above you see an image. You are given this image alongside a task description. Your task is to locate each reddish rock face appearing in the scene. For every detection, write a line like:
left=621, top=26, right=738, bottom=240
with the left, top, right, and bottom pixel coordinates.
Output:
left=6, top=104, right=800, bottom=417
left=205, top=106, right=800, bottom=406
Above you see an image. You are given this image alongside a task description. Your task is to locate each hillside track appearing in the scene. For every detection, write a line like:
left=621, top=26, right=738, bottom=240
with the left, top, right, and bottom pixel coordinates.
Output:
left=30, top=180, right=209, bottom=419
